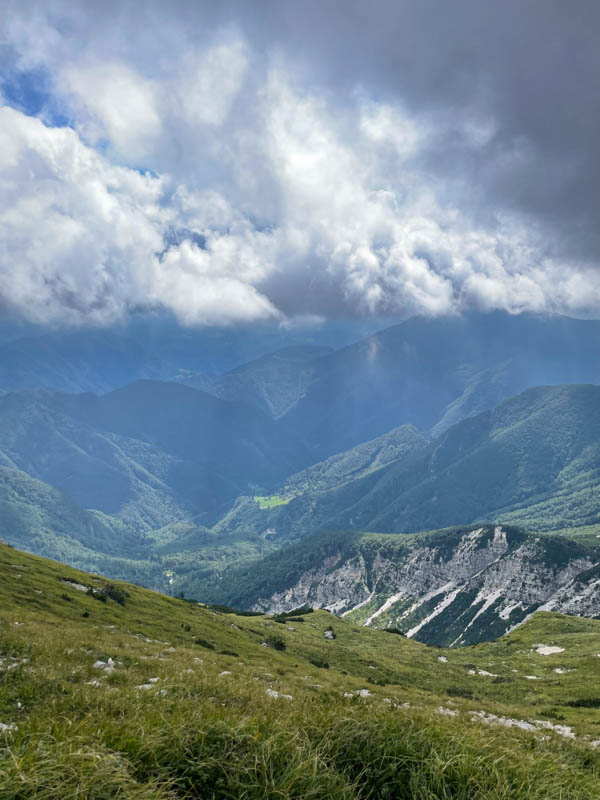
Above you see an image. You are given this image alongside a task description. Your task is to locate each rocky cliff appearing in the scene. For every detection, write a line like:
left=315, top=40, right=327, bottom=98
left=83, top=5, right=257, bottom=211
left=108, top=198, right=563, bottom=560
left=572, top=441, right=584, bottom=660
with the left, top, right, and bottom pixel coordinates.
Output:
left=247, top=526, right=600, bottom=646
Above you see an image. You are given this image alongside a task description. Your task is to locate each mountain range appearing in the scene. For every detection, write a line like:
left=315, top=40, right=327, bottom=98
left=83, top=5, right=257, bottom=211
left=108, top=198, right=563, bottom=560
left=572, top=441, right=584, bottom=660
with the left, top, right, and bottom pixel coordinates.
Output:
left=1, top=310, right=600, bottom=637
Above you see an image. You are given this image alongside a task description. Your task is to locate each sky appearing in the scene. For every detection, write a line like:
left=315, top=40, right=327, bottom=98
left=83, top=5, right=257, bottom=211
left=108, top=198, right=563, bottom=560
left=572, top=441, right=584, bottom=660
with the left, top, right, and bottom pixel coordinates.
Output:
left=1, top=0, right=600, bottom=327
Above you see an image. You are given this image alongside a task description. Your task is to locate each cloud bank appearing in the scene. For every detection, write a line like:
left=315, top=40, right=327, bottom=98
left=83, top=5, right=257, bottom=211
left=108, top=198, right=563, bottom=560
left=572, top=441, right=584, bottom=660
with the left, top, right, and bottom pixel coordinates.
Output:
left=2, top=0, right=600, bottom=326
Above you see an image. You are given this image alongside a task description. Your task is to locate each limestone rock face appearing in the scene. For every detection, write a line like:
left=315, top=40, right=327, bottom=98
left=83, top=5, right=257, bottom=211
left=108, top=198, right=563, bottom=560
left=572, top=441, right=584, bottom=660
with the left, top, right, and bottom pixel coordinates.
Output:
left=251, top=526, right=600, bottom=646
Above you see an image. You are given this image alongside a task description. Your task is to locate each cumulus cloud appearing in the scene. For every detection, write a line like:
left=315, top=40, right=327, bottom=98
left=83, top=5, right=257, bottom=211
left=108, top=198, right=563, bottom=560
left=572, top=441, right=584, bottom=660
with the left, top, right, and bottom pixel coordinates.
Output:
left=62, top=62, right=163, bottom=162
left=1, top=0, right=600, bottom=326
left=0, top=106, right=278, bottom=325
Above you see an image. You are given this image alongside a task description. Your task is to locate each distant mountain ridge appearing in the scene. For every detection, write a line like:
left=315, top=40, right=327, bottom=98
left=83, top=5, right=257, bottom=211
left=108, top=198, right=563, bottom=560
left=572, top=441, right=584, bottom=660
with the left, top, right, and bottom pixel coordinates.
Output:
left=187, top=345, right=333, bottom=418
left=277, top=313, right=600, bottom=457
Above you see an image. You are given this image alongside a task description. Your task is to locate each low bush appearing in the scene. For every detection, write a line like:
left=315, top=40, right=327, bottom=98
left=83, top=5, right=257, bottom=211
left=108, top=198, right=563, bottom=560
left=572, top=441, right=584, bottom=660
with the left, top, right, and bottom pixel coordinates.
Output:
left=194, top=637, right=216, bottom=650
left=265, top=635, right=286, bottom=651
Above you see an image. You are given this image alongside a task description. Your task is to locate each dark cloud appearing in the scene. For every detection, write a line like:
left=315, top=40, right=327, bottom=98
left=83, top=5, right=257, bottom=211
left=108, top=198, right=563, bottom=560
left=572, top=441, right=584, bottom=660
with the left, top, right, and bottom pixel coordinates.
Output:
left=231, top=0, right=600, bottom=257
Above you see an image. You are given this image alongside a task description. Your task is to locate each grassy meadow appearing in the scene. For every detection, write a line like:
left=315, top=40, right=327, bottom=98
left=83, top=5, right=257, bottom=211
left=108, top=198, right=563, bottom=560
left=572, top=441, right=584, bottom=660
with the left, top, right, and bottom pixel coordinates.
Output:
left=1, top=542, right=599, bottom=798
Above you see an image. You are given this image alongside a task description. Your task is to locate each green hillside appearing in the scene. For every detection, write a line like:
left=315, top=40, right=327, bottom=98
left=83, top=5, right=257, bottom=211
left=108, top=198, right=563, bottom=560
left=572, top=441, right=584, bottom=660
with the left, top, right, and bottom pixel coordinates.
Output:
left=1, top=543, right=600, bottom=798
left=0, top=381, right=311, bottom=529
left=215, top=423, right=430, bottom=535
left=220, top=384, right=600, bottom=539
left=0, top=466, right=155, bottom=581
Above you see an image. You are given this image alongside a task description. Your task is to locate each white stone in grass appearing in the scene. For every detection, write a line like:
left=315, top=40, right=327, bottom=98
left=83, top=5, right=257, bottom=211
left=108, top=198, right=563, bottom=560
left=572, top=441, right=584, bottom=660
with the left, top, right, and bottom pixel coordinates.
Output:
left=468, top=668, right=499, bottom=677
left=382, top=699, right=411, bottom=710
left=469, top=711, right=538, bottom=732
left=437, top=656, right=448, bottom=663
left=266, top=688, right=292, bottom=700
left=156, top=689, right=168, bottom=696
left=92, top=660, right=107, bottom=669
left=219, top=671, right=232, bottom=677
left=533, top=720, right=575, bottom=739
left=524, top=675, right=540, bottom=680
left=324, top=630, right=335, bottom=640
left=61, top=580, right=89, bottom=593
left=136, top=683, right=154, bottom=690
left=0, top=722, right=17, bottom=733
left=85, top=680, right=102, bottom=687
left=436, top=706, right=458, bottom=717
left=357, top=689, right=372, bottom=698
left=554, top=667, right=575, bottom=674
left=534, top=645, right=565, bottom=656
left=148, top=677, right=160, bottom=683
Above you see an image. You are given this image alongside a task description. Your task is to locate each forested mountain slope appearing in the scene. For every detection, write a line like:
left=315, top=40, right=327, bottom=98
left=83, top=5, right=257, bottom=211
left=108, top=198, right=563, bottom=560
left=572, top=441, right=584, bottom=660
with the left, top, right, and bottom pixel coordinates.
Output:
left=219, top=384, right=600, bottom=539
left=0, top=381, right=310, bottom=529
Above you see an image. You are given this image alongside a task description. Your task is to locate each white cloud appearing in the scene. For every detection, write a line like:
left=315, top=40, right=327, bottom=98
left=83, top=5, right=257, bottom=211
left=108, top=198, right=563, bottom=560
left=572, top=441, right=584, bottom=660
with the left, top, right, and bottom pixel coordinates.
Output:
left=151, top=240, right=278, bottom=325
left=62, top=62, right=162, bottom=162
left=0, top=106, right=278, bottom=326
left=2, top=5, right=600, bottom=326
left=176, top=39, right=249, bottom=127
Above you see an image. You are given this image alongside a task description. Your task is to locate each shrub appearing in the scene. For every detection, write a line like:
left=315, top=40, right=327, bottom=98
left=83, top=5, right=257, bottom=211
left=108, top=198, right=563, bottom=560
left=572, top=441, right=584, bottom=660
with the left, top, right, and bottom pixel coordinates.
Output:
left=446, top=686, right=474, bottom=699
left=271, top=606, right=313, bottom=620
left=310, top=658, right=329, bottom=669
left=265, top=635, right=286, bottom=651
left=101, top=583, right=129, bottom=606
left=194, top=637, right=216, bottom=650
left=565, top=697, right=600, bottom=708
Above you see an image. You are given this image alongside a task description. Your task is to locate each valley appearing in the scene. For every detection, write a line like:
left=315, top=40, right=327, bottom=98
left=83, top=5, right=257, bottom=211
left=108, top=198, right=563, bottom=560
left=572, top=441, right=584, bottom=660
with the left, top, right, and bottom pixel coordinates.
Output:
left=4, top=5, right=600, bottom=794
